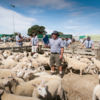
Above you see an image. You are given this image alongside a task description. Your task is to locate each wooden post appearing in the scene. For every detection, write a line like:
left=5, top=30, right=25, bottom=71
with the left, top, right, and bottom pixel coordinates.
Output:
left=96, top=48, right=100, bottom=60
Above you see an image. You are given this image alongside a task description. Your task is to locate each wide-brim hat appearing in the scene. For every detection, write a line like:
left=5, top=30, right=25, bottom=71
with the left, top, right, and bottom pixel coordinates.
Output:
left=51, top=31, right=59, bottom=36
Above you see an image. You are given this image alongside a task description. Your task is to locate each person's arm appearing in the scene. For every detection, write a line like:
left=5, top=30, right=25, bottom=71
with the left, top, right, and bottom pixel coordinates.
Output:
left=59, top=39, right=64, bottom=59
left=59, top=47, right=64, bottom=59
left=91, top=41, right=94, bottom=49
left=30, top=38, right=33, bottom=46
left=45, top=44, right=50, bottom=48
left=36, top=37, right=39, bottom=46
left=16, top=37, right=23, bottom=42
left=82, top=41, right=86, bottom=48
left=45, top=39, right=50, bottom=48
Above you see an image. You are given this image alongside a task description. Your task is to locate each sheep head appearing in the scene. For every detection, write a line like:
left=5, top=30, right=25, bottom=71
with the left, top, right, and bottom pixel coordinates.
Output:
left=6, top=77, right=19, bottom=93
left=32, top=81, right=47, bottom=98
left=0, top=89, right=4, bottom=96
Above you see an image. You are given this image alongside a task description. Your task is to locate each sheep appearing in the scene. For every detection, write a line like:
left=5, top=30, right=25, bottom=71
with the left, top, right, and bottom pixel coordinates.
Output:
left=91, top=58, right=100, bottom=73
left=23, top=69, right=36, bottom=81
left=44, top=52, right=50, bottom=57
left=32, top=81, right=47, bottom=98
left=1, top=58, right=17, bottom=69
left=12, top=61, right=33, bottom=72
left=92, top=75, right=100, bottom=100
left=0, top=77, right=23, bottom=93
left=0, top=89, right=41, bottom=100
left=13, top=77, right=25, bottom=84
left=0, top=69, right=16, bottom=78
left=11, top=75, right=61, bottom=97
left=32, top=79, right=67, bottom=100
left=2, top=50, right=12, bottom=58
left=64, top=56, right=91, bottom=75
left=0, top=78, right=11, bottom=89
left=15, top=65, right=45, bottom=80
left=35, top=55, right=50, bottom=66
left=79, top=58, right=91, bottom=64
left=32, top=53, right=39, bottom=59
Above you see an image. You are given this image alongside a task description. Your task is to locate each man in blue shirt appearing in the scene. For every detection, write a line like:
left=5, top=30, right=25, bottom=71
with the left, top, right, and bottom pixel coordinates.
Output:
left=47, top=31, right=64, bottom=76
left=16, top=33, right=23, bottom=47
left=43, top=34, right=49, bottom=45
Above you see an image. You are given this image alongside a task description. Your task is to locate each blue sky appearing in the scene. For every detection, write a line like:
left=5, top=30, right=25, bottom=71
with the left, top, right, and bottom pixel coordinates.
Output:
left=0, top=0, right=100, bottom=36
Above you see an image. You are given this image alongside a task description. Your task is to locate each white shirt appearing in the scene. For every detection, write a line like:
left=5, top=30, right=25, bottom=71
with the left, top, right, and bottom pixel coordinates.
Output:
left=84, top=40, right=93, bottom=48
left=31, top=36, right=38, bottom=46
left=67, top=39, right=72, bottom=45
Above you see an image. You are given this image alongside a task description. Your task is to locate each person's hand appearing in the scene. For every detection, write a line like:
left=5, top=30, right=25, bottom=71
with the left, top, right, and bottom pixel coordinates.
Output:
left=59, top=55, right=63, bottom=59
left=45, top=45, right=48, bottom=48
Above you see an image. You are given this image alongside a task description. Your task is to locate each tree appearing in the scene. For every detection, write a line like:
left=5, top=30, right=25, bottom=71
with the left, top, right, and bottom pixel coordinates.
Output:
left=58, top=32, right=63, bottom=35
left=28, top=25, right=46, bottom=36
left=14, top=32, right=19, bottom=36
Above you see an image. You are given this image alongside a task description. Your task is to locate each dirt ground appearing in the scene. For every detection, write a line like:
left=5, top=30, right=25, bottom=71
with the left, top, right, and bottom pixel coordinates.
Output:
left=62, top=74, right=99, bottom=100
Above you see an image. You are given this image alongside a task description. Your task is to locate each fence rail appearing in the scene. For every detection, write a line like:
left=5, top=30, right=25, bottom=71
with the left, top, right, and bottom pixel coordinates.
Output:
left=0, top=46, right=99, bottom=56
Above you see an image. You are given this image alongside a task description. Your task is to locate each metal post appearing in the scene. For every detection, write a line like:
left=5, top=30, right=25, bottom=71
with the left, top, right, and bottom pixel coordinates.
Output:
left=10, top=4, right=15, bottom=34
left=12, top=11, right=15, bottom=34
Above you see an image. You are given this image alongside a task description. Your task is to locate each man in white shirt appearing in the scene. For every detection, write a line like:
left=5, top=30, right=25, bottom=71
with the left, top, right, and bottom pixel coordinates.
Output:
left=83, top=36, right=94, bottom=49
left=31, top=34, right=38, bottom=55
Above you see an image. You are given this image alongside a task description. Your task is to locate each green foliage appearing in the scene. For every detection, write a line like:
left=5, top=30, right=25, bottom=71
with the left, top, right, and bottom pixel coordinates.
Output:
left=28, top=25, right=46, bottom=36
left=14, top=32, right=19, bottom=36
left=58, top=32, right=63, bottom=35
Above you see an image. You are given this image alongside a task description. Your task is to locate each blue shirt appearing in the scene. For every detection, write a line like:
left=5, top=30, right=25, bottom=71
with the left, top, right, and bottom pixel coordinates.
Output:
left=43, top=35, right=49, bottom=45
left=16, top=36, right=23, bottom=46
left=49, top=38, right=64, bottom=53
left=64, top=40, right=69, bottom=47
left=31, top=36, right=38, bottom=46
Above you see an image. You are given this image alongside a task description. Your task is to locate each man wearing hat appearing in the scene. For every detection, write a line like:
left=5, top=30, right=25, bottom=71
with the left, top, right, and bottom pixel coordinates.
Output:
left=47, top=31, right=64, bottom=76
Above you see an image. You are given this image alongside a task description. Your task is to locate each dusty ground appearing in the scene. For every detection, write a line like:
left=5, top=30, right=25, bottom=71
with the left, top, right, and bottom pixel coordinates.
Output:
left=62, top=74, right=98, bottom=100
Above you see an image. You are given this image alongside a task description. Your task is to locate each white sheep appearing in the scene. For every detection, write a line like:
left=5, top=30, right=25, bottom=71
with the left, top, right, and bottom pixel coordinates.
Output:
left=79, top=58, right=91, bottom=64
left=44, top=52, right=50, bottom=57
left=0, top=69, right=16, bottom=78
left=91, top=58, right=100, bottom=72
left=2, top=50, right=12, bottom=58
left=32, top=53, right=39, bottom=59
left=1, top=57, right=17, bottom=69
left=0, top=90, right=41, bottom=100
left=64, top=56, right=91, bottom=75
left=92, top=75, right=100, bottom=100
left=32, top=79, right=67, bottom=100
left=11, top=75, right=61, bottom=97
left=35, top=55, right=50, bottom=66
left=0, top=78, right=12, bottom=89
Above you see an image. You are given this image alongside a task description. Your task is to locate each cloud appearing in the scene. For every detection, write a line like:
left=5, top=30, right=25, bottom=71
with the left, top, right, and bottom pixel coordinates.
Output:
left=28, top=9, right=44, bottom=15
left=12, top=0, right=75, bottom=9
left=60, top=12, right=100, bottom=35
left=0, top=6, right=37, bottom=35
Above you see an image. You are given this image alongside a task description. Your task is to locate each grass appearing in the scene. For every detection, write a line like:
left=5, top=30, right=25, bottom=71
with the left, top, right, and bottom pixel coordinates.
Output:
left=89, top=34, right=100, bottom=41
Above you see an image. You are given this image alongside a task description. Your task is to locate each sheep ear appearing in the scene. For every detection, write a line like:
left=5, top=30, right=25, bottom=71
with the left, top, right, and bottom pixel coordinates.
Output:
left=41, top=80, right=47, bottom=86
left=0, top=89, right=4, bottom=95
left=41, top=80, right=45, bottom=85
left=32, top=84, right=37, bottom=87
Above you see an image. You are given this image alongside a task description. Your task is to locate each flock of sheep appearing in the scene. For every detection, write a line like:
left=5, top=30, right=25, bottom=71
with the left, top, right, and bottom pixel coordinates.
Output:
left=0, top=43, right=100, bottom=100
left=0, top=50, right=68, bottom=100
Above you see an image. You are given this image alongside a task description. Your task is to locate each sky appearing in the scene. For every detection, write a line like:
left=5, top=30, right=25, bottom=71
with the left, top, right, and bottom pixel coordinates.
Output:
left=0, top=0, right=100, bottom=36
